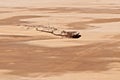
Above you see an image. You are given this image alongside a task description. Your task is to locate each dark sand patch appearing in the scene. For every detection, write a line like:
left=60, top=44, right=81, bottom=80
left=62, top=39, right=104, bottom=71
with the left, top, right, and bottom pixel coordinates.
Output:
left=10, top=7, right=29, bottom=9
left=85, top=18, right=120, bottom=24
left=66, top=18, right=120, bottom=29
left=66, top=22, right=91, bottom=29
left=0, top=40, right=119, bottom=76
left=112, top=35, right=120, bottom=39
left=29, top=7, right=120, bottom=14
left=0, top=7, right=28, bottom=9
left=0, top=15, right=48, bottom=25
left=0, top=11, right=10, bottom=13
left=0, top=34, right=55, bottom=42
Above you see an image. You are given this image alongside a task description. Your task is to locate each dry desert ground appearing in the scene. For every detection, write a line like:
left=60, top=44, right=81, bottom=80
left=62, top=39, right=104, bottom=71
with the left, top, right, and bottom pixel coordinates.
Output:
left=0, top=0, right=120, bottom=80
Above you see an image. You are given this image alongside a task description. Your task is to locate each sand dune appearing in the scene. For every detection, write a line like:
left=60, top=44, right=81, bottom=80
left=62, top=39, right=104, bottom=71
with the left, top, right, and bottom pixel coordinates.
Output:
left=0, top=0, right=120, bottom=80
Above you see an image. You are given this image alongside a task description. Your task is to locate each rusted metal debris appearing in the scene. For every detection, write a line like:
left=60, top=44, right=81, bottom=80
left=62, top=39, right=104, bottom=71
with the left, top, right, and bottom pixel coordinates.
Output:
left=18, top=24, right=81, bottom=38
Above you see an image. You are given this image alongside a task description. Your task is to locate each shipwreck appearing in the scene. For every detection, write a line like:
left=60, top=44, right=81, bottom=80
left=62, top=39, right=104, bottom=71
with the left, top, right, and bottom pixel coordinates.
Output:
left=18, top=24, right=81, bottom=39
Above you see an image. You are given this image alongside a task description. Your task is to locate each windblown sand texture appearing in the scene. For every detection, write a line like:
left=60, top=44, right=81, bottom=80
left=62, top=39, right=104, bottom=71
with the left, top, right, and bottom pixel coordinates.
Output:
left=0, top=0, right=120, bottom=80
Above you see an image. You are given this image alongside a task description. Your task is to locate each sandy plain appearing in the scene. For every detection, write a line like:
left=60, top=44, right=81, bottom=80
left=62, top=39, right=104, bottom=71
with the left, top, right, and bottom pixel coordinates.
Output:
left=0, top=0, right=120, bottom=80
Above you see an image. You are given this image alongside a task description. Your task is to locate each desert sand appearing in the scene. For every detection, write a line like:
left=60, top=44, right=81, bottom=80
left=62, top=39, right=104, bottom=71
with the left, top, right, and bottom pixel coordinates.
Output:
left=0, top=0, right=120, bottom=80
